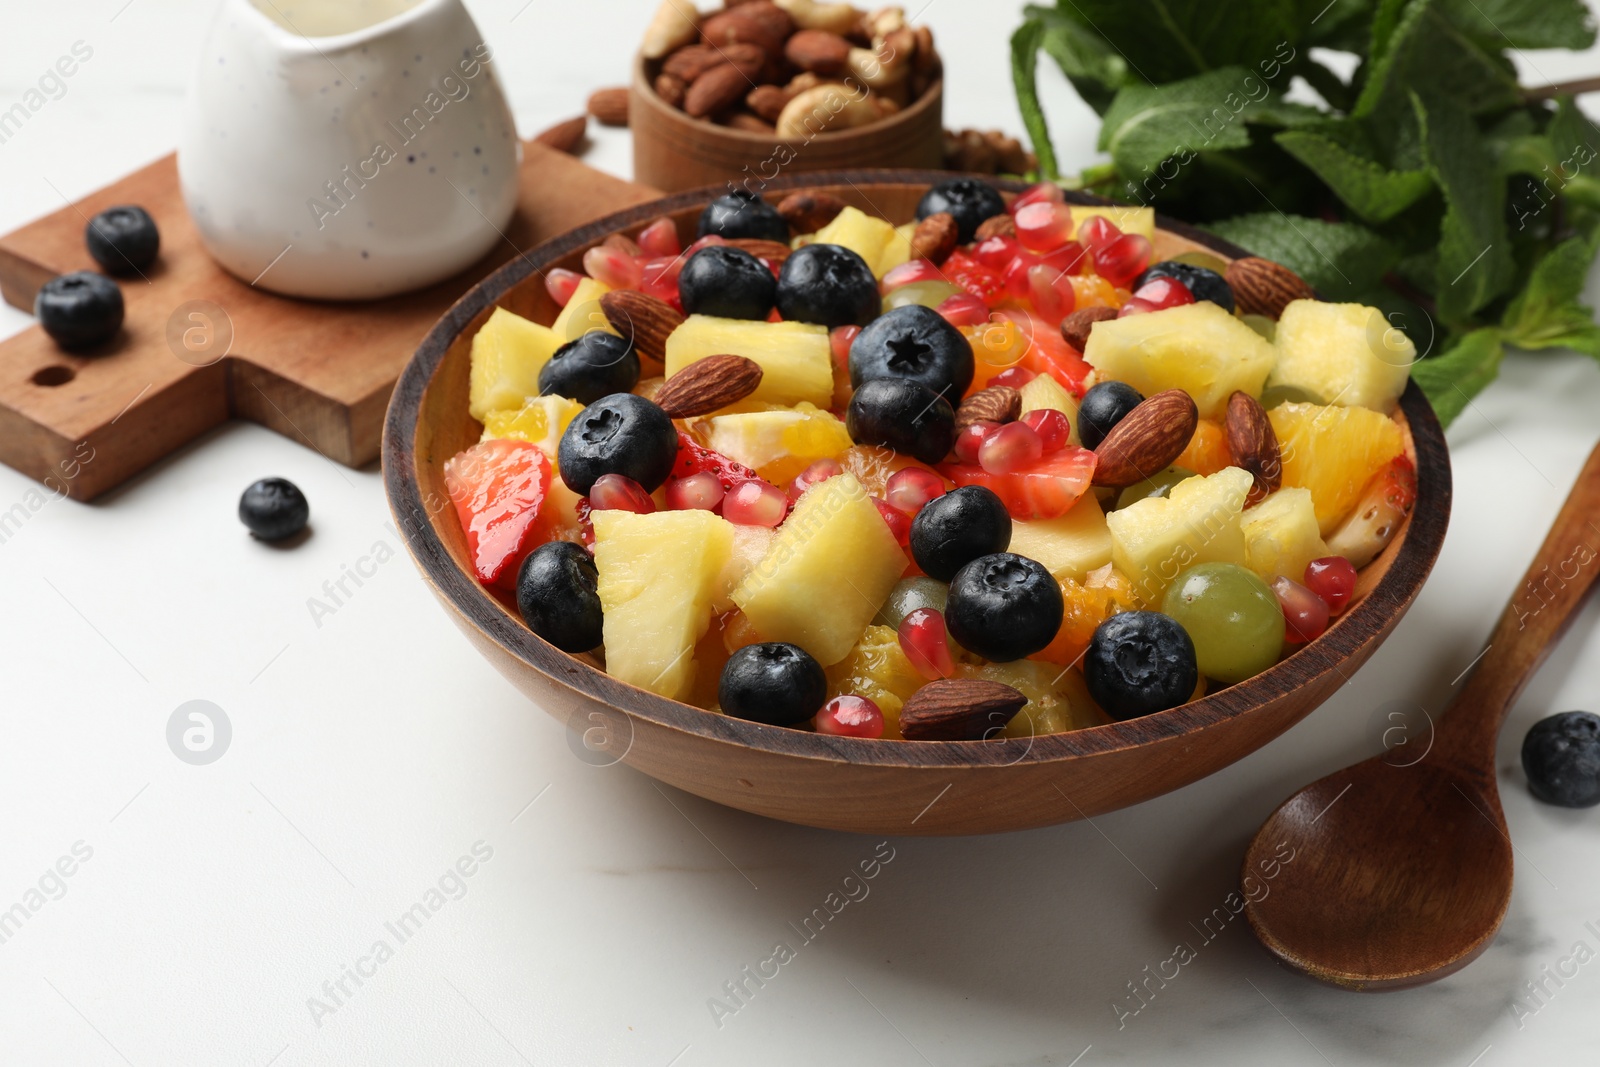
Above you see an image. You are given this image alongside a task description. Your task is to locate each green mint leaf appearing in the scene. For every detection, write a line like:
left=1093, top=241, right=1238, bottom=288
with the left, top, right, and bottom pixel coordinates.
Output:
left=1354, top=0, right=1520, bottom=120
left=1503, top=231, right=1600, bottom=353
left=1045, top=0, right=1303, bottom=85
left=1412, top=327, right=1505, bottom=426
left=1413, top=93, right=1515, bottom=323
left=1275, top=122, right=1434, bottom=221
left=1026, top=6, right=1138, bottom=115
left=1303, top=0, right=1379, bottom=51
left=1203, top=211, right=1398, bottom=298
left=1435, top=0, right=1596, bottom=50
left=1011, top=18, right=1060, bottom=181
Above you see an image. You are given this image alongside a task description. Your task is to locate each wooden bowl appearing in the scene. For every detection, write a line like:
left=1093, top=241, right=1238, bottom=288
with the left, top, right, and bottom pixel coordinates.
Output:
left=382, top=172, right=1452, bottom=836
left=630, top=54, right=944, bottom=192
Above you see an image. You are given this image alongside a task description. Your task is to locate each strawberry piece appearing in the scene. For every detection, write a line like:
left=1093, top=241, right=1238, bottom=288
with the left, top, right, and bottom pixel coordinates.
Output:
left=444, top=439, right=553, bottom=588
left=670, top=431, right=761, bottom=492
left=941, top=251, right=1005, bottom=307
left=994, top=309, right=1093, bottom=396
left=939, top=445, right=1097, bottom=520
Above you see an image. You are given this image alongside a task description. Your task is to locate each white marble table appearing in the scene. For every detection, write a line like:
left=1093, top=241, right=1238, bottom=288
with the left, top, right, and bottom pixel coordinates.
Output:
left=4, top=2, right=1600, bottom=1063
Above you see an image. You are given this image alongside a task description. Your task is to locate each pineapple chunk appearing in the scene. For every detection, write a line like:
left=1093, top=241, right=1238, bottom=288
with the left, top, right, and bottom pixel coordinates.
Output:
left=1019, top=372, right=1082, bottom=446
left=1007, top=492, right=1111, bottom=582
left=825, top=624, right=924, bottom=738
left=876, top=222, right=915, bottom=278
left=1270, top=402, right=1405, bottom=535
left=731, top=473, right=907, bottom=666
left=702, top=404, right=853, bottom=486
left=1241, top=488, right=1329, bottom=582
left=712, top=526, right=776, bottom=614
left=551, top=277, right=618, bottom=342
left=1268, top=300, right=1414, bottom=412
left=481, top=395, right=585, bottom=463
left=468, top=308, right=561, bottom=421
left=811, top=206, right=897, bottom=272
left=593, top=510, right=735, bottom=701
left=1071, top=204, right=1155, bottom=241
left=1084, top=302, right=1277, bottom=419
left=1106, top=467, right=1253, bottom=605
left=665, top=315, right=833, bottom=407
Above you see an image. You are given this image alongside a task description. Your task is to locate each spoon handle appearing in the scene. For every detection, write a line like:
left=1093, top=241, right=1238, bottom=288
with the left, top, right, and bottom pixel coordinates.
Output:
left=1441, top=439, right=1600, bottom=765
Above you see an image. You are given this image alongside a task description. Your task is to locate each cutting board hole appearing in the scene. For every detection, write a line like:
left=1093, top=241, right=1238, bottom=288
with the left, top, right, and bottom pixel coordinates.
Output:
left=32, top=365, right=75, bottom=387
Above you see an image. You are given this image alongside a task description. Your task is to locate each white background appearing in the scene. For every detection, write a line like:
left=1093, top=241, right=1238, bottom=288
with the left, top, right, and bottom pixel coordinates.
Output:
left=4, top=1, right=1600, bottom=1064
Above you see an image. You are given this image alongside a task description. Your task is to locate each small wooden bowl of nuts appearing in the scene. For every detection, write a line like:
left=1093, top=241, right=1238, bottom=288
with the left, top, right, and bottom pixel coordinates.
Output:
left=630, top=0, right=945, bottom=192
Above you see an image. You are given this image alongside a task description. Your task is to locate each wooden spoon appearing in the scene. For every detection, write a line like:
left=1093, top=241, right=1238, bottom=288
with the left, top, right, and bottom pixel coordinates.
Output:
left=1243, top=440, right=1600, bottom=990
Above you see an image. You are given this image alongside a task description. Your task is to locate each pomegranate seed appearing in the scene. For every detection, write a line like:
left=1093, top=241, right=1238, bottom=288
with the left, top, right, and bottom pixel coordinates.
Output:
left=684, top=234, right=727, bottom=256
left=1117, top=297, right=1159, bottom=318
left=973, top=234, right=1021, bottom=270
left=1076, top=215, right=1122, bottom=252
left=1273, top=575, right=1331, bottom=643
left=829, top=325, right=860, bottom=369
left=665, top=472, right=725, bottom=511
left=1028, top=264, right=1067, bottom=324
left=990, top=366, right=1037, bottom=390
left=1038, top=239, right=1089, bottom=276
left=881, top=259, right=944, bottom=292
left=885, top=467, right=945, bottom=514
left=1093, top=233, right=1152, bottom=289
left=874, top=497, right=911, bottom=545
left=545, top=268, right=583, bottom=307
left=1130, top=276, right=1195, bottom=311
left=636, top=217, right=681, bottom=258
left=1022, top=408, right=1070, bottom=452
left=1305, top=556, right=1358, bottom=614
left=1015, top=201, right=1074, bottom=252
left=936, top=292, right=991, bottom=328
left=1009, top=181, right=1065, bottom=215
left=590, top=473, right=656, bottom=514
left=953, top=421, right=1000, bottom=464
left=790, top=458, right=843, bottom=499
left=898, top=608, right=956, bottom=680
left=979, top=421, right=1044, bottom=474
left=723, top=479, right=788, bottom=527
left=1002, top=254, right=1038, bottom=301
left=584, top=245, right=643, bottom=290
left=815, top=694, right=885, bottom=738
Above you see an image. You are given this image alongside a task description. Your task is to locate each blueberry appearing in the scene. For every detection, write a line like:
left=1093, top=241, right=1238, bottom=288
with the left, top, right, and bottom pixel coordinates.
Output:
left=678, top=245, right=777, bottom=321
left=945, top=552, right=1062, bottom=661
left=910, top=486, right=1011, bottom=582
left=850, top=304, right=974, bottom=401
left=916, top=177, right=1006, bottom=243
left=696, top=191, right=789, bottom=243
left=516, top=541, right=603, bottom=652
left=558, top=393, right=679, bottom=495
left=85, top=205, right=160, bottom=275
left=538, top=332, right=641, bottom=404
left=1521, top=711, right=1600, bottom=808
left=776, top=243, right=879, bottom=328
left=1136, top=260, right=1234, bottom=312
left=1083, top=611, right=1198, bottom=720
left=846, top=377, right=956, bottom=465
left=1077, top=381, right=1144, bottom=449
left=719, top=642, right=827, bottom=726
left=35, top=272, right=124, bottom=350
left=239, top=477, right=309, bottom=541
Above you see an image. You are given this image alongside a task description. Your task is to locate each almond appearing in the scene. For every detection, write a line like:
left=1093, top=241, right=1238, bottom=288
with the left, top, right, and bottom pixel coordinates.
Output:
left=954, top=385, right=1020, bottom=430
left=1091, top=389, right=1199, bottom=488
left=1225, top=390, right=1281, bottom=505
left=599, top=290, right=684, bottom=368
left=653, top=355, right=765, bottom=418
left=654, top=72, right=687, bottom=108
left=702, top=5, right=789, bottom=55
left=785, top=29, right=852, bottom=74
left=1226, top=257, right=1316, bottom=319
left=900, top=679, right=1027, bottom=741
left=1060, top=306, right=1117, bottom=351
left=586, top=87, right=630, bottom=127
left=776, top=191, right=846, bottom=234
left=663, top=44, right=726, bottom=84
left=911, top=24, right=940, bottom=75
left=685, top=64, right=751, bottom=118
left=723, top=111, right=777, bottom=134
left=974, top=214, right=1016, bottom=240
left=910, top=212, right=958, bottom=265
left=531, top=115, right=586, bottom=154
left=746, top=85, right=793, bottom=123
left=726, top=237, right=792, bottom=264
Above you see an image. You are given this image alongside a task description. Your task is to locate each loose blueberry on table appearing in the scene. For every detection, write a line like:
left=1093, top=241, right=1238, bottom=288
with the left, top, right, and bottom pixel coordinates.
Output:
left=447, top=181, right=1421, bottom=740
left=36, top=271, right=125, bottom=350
left=239, top=477, right=309, bottom=541
left=85, top=205, right=161, bottom=275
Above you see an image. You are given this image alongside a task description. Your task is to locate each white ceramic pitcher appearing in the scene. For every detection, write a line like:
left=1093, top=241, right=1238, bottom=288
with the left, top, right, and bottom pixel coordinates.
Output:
left=179, top=0, right=520, bottom=301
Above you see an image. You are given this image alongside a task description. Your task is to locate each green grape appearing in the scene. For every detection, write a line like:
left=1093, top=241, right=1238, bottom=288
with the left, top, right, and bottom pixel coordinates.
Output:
left=1240, top=314, right=1277, bottom=342
left=1259, top=383, right=1324, bottom=408
left=1169, top=251, right=1229, bottom=274
left=872, top=576, right=948, bottom=630
left=1161, top=563, right=1284, bottom=684
left=1114, top=466, right=1195, bottom=510
left=883, top=280, right=965, bottom=313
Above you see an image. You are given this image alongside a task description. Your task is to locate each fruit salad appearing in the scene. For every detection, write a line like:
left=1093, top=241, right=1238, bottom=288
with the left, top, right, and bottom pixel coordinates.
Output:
left=447, top=178, right=1421, bottom=741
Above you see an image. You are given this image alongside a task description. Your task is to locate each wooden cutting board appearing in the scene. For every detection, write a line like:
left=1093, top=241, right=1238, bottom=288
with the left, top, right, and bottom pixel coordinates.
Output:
left=0, top=142, right=659, bottom=501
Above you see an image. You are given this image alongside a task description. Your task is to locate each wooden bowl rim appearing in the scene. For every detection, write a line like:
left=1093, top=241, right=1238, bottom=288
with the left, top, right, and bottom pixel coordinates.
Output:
left=630, top=51, right=945, bottom=146
left=382, top=171, right=1453, bottom=770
